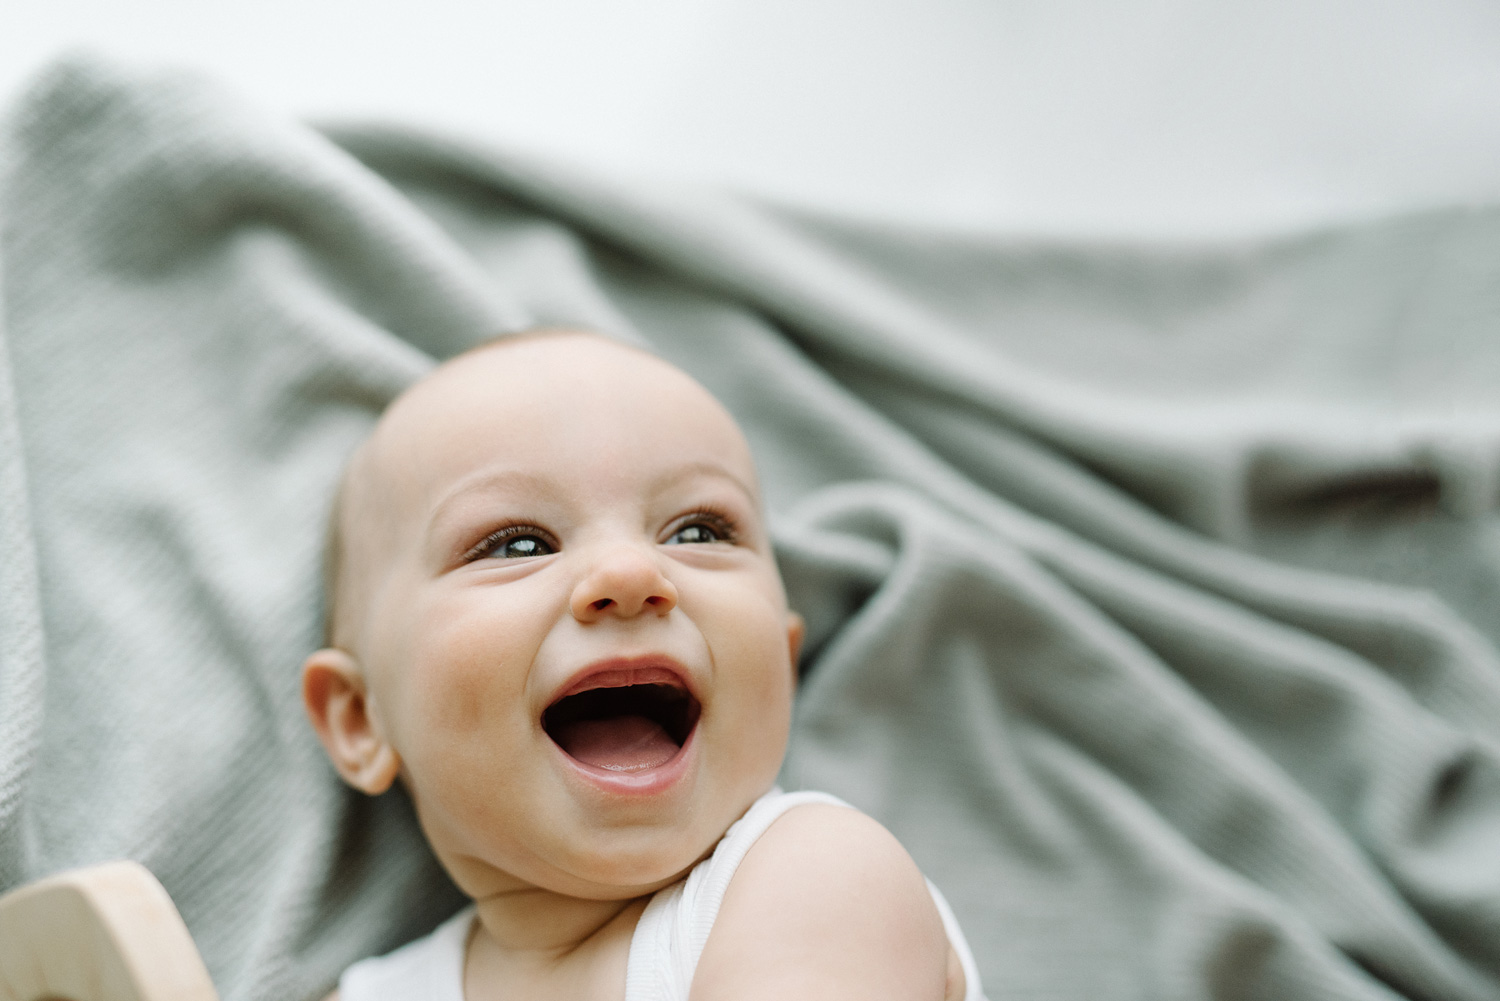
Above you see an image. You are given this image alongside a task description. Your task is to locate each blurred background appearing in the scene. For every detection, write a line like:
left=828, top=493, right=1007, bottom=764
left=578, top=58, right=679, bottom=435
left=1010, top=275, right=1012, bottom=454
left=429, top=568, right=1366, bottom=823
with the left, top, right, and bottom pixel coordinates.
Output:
left=6, top=0, right=1500, bottom=238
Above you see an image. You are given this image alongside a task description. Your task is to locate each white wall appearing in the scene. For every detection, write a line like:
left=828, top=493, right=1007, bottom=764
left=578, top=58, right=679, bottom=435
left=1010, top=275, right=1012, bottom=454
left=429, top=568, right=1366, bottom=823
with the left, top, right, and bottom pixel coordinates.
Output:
left=7, top=0, right=1500, bottom=236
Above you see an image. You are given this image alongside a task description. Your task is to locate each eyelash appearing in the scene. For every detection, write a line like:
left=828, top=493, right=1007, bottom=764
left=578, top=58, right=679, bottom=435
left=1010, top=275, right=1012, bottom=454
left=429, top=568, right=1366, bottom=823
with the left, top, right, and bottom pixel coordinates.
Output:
left=460, top=523, right=558, bottom=564
left=458, top=506, right=742, bottom=564
left=665, top=507, right=741, bottom=545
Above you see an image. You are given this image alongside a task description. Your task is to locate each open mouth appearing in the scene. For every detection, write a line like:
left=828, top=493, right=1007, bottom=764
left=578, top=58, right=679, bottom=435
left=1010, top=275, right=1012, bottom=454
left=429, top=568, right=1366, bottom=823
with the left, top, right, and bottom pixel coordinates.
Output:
left=543, top=680, right=701, bottom=773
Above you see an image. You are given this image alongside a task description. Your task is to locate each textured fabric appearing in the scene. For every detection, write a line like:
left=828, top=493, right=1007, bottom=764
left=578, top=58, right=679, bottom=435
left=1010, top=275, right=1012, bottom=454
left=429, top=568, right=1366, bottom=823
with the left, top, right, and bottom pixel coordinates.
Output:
left=338, top=905, right=470, bottom=1001
left=3, top=55, right=1500, bottom=1001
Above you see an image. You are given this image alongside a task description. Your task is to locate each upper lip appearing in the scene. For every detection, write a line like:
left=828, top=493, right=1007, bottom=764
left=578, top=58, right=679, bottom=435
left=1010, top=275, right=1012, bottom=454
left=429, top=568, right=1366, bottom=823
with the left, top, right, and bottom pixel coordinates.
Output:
left=546, top=654, right=699, bottom=711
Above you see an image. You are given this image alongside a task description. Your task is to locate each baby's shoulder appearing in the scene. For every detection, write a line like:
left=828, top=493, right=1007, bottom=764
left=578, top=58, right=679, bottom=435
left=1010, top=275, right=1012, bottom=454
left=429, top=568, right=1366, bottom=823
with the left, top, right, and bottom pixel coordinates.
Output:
left=693, top=802, right=952, bottom=1001
left=736, top=801, right=927, bottom=903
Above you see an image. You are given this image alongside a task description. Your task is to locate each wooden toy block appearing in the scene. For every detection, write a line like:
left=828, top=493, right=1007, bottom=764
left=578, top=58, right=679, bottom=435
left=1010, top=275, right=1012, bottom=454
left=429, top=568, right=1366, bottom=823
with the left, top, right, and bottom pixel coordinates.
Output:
left=0, top=861, right=218, bottom=1001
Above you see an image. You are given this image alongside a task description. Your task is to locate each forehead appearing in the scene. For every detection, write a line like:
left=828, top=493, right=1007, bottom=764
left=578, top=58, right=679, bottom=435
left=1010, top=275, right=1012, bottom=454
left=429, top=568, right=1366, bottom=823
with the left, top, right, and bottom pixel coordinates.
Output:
left=363, top=335, right=759, bottom=517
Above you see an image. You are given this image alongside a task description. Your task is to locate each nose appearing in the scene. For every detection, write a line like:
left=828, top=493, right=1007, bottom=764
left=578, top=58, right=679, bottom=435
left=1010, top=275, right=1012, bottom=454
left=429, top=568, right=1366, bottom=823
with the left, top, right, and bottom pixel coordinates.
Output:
left=570, top=544, right=679, bottom=622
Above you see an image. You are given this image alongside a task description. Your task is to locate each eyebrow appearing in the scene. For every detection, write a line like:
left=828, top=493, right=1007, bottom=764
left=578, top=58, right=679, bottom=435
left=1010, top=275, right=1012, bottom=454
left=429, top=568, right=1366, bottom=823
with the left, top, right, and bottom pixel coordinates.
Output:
left=647, top=460, right=760, bottom=507
left=425, top=467, right=557, bottom=547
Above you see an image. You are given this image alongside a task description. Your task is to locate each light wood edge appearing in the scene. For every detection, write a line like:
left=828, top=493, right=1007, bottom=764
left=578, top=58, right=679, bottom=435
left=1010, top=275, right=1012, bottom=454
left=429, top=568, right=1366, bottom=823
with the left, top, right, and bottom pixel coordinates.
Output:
left=0, top=860, right=219, bottom=1001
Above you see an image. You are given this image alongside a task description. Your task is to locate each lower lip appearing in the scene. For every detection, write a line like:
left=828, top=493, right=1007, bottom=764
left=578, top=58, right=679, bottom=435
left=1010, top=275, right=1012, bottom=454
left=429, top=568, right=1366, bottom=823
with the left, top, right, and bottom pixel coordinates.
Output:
left=551, top=724, right=699, bottom=796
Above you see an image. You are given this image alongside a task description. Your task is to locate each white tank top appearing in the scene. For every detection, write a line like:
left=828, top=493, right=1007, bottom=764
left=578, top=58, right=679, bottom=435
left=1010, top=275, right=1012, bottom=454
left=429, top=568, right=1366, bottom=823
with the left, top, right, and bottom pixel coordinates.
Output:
left=338, top=790, right=986, bottom=1001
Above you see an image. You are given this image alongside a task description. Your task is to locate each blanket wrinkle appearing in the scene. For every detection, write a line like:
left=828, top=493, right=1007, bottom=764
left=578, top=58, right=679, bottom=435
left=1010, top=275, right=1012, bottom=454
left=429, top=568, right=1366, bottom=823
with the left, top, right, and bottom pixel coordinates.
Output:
left=869, top=385, right=1500, bottom=743
left=0, top=246, right=45, bottom=890
left=4, top=56, right=1500, bottom=1001
left=780, top=485, right=1489, bottom=981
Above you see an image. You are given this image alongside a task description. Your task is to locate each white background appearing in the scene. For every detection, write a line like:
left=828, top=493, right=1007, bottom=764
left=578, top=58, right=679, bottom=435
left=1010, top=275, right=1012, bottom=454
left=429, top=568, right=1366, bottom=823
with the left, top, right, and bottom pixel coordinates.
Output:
left=7, top=0, right=1500, bottom=237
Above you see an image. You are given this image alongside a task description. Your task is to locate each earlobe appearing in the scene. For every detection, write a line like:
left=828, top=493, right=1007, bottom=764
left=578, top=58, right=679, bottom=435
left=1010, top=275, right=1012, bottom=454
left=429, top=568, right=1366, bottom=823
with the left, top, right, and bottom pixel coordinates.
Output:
left=301, top=648, right=402, bottom=795
left=786, top=613, right=806, bottom=680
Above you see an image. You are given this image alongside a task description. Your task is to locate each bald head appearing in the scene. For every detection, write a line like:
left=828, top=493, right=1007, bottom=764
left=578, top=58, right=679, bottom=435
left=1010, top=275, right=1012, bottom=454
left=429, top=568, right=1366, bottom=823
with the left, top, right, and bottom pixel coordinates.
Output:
left=322, top=330, right=761, bottom=653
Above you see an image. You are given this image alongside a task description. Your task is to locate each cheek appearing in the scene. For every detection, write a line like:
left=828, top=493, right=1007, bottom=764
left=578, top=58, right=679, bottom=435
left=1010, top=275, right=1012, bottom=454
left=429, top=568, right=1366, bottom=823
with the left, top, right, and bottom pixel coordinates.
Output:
left=385, top=581, right=553, bottom=759
left=691, top=577, right=796, bottom=741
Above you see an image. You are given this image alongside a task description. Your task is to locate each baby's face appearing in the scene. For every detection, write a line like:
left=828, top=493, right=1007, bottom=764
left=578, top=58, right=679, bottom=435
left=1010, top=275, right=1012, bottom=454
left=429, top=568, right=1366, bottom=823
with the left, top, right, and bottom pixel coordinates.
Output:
left=329, top=334, right=800, bottom=902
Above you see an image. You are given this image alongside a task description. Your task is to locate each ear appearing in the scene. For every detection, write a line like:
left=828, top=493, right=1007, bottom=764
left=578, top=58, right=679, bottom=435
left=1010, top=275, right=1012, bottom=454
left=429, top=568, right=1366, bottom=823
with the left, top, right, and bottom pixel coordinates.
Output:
left=786, top=612, right=806, bottom=681
left=302, top=647, right=401, bottom=795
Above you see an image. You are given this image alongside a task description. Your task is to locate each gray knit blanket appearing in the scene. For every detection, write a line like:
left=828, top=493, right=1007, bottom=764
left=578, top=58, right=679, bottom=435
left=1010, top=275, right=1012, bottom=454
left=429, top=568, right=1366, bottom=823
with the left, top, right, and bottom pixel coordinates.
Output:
left=3, top=57, right=1499, bottom=1001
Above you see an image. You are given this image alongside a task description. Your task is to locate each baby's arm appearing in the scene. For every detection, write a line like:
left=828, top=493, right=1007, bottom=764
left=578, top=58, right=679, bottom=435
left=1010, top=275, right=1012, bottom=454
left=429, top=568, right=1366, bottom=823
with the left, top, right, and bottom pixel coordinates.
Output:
left=691, top=803, right=962, bottom=1001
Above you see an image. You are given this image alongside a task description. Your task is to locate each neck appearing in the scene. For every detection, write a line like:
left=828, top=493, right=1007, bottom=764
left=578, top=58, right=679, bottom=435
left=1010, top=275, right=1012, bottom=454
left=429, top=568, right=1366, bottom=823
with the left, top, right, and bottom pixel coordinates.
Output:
left=472, top=885, right=647, bottom=957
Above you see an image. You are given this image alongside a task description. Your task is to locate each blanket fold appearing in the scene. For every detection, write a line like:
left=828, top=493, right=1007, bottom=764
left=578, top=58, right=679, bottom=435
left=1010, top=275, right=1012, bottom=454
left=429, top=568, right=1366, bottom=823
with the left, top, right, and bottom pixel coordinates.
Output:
left=3, top=57, right=1498, bottom=1001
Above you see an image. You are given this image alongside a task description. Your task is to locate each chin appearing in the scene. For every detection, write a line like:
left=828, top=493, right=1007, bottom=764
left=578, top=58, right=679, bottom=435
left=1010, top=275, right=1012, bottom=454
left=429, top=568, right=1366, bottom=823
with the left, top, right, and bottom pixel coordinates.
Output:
left=559, top=822, right=716, bottom=897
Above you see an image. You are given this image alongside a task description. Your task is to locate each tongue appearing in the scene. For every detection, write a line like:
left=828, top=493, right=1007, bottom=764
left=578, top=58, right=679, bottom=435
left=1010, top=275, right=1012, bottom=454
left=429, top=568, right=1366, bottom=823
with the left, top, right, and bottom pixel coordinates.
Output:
left=553, top=715, right=679, bottom=771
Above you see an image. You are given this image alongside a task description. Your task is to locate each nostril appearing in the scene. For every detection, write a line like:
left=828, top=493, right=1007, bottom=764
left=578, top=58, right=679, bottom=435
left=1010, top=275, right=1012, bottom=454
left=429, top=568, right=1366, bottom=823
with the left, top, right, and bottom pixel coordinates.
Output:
left=590, top=598, right=614, bottom=612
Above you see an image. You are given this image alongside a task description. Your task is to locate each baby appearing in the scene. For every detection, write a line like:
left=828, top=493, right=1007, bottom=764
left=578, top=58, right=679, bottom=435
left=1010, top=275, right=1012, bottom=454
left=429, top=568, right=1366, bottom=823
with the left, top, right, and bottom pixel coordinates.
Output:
left=301, top=330, right=984, bottom=1001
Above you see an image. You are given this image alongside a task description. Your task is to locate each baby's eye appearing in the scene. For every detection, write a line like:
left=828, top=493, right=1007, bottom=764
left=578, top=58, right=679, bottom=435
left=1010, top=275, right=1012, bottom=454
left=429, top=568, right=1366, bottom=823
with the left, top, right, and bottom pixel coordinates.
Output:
left=491, top=535, right=554, bottom=558
left=666, top=523, right=721, bottom=545
left=663, top=512, right=736, bottom=546
left=466, top=526, right=558, bottom=562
